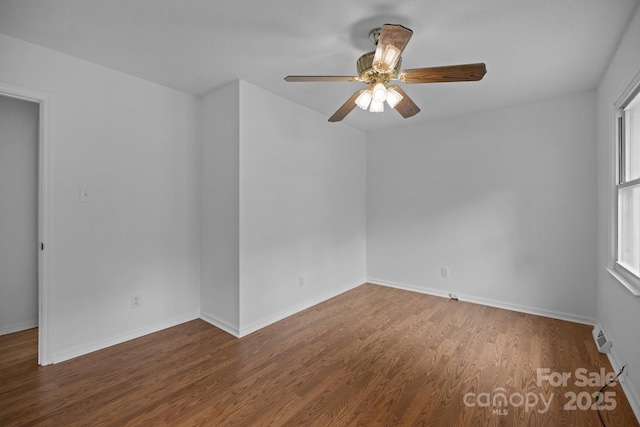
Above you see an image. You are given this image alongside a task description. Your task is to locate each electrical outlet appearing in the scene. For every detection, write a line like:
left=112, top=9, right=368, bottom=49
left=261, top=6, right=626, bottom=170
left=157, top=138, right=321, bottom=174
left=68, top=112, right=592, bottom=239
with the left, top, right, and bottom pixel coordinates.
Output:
left=131, top=295, right=141, bottom=309
left=79, top=186, right=92, bottom=202
left=441, top=267, right=449, bottom=278
left=298, top=275, right=304, bottom=287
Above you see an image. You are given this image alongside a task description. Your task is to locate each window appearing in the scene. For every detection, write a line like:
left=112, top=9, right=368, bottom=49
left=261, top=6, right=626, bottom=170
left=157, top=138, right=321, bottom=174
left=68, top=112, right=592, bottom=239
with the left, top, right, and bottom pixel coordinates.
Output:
left=617, top=88, right=640, bottom=282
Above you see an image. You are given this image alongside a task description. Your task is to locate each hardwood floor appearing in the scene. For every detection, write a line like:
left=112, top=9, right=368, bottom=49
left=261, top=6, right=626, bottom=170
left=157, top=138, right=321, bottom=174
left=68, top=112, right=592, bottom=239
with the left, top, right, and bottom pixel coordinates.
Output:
left=1, top=283, right=638, bottom=426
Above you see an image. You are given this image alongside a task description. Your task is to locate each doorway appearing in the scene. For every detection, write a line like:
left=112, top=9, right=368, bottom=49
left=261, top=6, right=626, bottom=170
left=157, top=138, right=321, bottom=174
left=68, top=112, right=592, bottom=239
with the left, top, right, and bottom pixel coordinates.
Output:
left=0, top=95, right=38, bottom=339
left=0, top=82, right=52, bottom=365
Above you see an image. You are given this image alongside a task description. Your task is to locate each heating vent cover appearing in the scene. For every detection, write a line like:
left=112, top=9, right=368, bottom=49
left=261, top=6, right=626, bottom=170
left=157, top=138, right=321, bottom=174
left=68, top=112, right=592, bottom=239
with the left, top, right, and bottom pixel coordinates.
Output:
left=592, top=325, right=612, bottom=354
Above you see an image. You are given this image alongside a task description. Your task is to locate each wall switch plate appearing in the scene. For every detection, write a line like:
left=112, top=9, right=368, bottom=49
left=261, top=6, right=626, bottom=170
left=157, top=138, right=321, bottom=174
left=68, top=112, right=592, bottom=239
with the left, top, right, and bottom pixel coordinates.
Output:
left=131, top=295, right=141, bottom=309
left=441, top=267, right=449, bottom=278
left=298, top=275, right=304, bottom=287
left=79, top=186, right=92, bottom=202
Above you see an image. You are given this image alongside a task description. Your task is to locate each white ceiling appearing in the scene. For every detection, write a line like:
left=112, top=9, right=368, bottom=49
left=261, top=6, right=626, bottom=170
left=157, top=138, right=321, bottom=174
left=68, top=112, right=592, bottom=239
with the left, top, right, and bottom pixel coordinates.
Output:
left=0, top=0, right=638, bottom=131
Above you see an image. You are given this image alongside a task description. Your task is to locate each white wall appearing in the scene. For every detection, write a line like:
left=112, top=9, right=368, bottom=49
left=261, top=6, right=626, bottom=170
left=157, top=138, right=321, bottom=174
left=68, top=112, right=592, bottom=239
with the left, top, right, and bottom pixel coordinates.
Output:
left=0, top=33, right=201, bottom=362
left=367, top=90, right=598, bottom=323
left=596, top=5, right=640, bottom=418
left=0, top=95, right=39, bottom=335
left=200, top=80, right=240, bottom=334
left=201, top=79, right=367, bottom=336
left=238, top=81, right=367, bottom=334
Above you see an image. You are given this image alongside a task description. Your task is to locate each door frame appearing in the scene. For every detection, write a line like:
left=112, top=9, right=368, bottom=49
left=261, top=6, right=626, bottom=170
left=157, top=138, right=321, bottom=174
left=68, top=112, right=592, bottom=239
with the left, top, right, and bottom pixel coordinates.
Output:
left=0, top=82, right=53, bottom=365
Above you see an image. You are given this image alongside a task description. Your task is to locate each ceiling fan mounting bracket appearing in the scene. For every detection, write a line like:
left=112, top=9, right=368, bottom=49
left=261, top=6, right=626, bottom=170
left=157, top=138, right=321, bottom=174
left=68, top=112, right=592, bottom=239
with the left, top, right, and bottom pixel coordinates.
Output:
left=369, top=28, right=382, bottom=45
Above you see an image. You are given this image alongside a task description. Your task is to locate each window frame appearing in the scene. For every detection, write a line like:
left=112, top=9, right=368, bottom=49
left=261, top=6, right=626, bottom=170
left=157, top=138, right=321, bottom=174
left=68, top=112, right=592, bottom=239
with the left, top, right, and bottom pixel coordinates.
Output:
left=614, top=83, right=640, bottom=294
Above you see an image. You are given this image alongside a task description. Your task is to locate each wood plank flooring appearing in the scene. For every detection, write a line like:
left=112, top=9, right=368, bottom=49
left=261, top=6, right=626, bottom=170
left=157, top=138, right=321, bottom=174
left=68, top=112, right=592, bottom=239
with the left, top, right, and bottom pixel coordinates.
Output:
left=1, top=283, right=638, bottom=426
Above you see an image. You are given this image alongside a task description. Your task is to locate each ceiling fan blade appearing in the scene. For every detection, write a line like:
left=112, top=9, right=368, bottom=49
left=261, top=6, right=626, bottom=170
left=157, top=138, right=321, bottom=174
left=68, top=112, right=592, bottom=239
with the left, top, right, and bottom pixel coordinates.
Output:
left=389, top=86, right=420, bottom=118
left=373, top=24, right=413, bottom=73
left=284, top=76, right=360, bottom=82
left=399, top=63, right=487, bottom=84
left=328, top=90, right=364, bottom=122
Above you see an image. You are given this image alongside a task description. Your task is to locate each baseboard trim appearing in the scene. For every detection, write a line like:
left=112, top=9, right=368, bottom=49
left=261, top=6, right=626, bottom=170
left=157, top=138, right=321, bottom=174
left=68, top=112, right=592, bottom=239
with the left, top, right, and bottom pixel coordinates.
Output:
left=458, top=293, right=596, bottom=326
left=199, top=311, right=240, bottom=337
left=0, top=320, right=38, bottom=336
left=367, top=278, right=597, bottom=326
left=237, top=280, right=363, bottom=337
left=367, top=278, right=451, bottom=300
left=52, top=312, right=200, bottom=364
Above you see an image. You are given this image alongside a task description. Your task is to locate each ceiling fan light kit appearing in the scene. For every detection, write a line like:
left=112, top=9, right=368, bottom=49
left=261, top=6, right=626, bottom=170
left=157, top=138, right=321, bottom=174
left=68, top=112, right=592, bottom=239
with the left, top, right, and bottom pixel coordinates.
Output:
left=355, top=83, right=404, bottom=112
left=284, top=24, right=487, bottom=122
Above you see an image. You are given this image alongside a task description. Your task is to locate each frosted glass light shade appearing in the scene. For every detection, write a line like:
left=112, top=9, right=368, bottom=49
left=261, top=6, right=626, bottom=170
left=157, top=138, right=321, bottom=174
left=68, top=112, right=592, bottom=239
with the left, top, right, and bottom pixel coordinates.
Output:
left=369, top=99, right=384, bottom=113
left=355, top=90, right=372, bottom=110
left=386, top=87, right=403, bottom=108
left=371, top=83, right=387, bottom=102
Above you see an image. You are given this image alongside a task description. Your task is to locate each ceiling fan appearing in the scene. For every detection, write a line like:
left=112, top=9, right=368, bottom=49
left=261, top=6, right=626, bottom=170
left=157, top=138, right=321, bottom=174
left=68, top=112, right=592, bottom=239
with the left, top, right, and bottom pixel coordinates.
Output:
left=284, top=24, right=487, bottom=122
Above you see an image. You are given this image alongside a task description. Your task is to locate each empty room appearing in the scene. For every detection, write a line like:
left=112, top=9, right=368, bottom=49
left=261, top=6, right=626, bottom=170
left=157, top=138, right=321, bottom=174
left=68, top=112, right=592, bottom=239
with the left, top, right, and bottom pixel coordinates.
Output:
left=1, top=1, right=640, bottom=425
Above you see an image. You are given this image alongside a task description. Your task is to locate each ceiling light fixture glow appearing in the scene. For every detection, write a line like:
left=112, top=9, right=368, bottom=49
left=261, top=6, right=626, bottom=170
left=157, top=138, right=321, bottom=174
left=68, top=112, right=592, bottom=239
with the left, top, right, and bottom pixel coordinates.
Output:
left=371, top=83, right=388, bottom=102
left=355, top=90, right=372, bottom=110
left=355, top=83, right=404, bottom=113
left=369, top=99, right=385, bottom=113
left=386, top=87, right=403, bottom=108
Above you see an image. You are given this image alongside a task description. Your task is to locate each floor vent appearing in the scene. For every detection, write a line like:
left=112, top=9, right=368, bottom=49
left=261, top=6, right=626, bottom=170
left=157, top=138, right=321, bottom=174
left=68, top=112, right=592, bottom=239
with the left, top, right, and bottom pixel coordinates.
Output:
left=592, top=325, right=612, bottom=354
